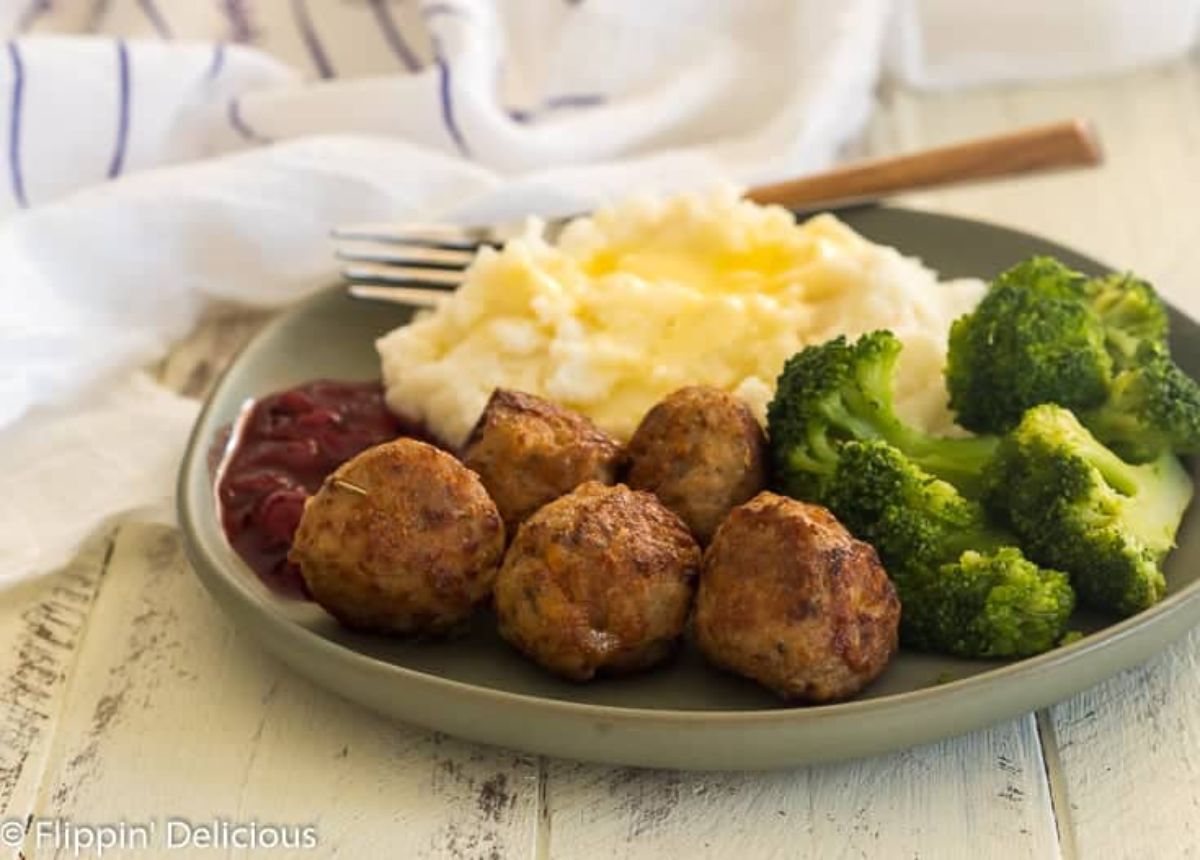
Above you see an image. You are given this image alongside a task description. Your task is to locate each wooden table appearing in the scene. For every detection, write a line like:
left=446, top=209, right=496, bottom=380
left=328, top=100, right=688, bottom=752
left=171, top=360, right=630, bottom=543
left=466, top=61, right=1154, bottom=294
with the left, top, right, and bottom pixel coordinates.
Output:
left=4, top=61, right=1200, bottom=859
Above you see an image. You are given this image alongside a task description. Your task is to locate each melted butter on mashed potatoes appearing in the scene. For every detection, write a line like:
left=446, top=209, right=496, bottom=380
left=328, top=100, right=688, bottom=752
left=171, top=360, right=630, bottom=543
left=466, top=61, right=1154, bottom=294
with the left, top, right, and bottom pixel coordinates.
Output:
left=378, top=187, right=985, bottom=448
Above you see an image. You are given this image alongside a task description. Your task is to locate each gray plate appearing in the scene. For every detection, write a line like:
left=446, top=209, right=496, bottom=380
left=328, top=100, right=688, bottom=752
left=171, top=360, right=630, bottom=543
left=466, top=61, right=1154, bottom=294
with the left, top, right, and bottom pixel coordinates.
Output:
left=177, top=207, right=1200, bottom=771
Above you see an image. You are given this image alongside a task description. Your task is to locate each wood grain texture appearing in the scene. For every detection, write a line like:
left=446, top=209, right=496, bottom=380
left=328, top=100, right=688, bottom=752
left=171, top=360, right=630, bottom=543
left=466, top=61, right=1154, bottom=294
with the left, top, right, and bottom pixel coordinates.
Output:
left=0, top=533, right=110, bottom=859
left=0, top=306, right=268, bottom=852
left=30, top=524, right=539, bottom=859
left=545, top=720, right=1059, bottom=860
left=748, top=119, right=1100, bottom=208
left=1048, top=631, right=1200, bottom=859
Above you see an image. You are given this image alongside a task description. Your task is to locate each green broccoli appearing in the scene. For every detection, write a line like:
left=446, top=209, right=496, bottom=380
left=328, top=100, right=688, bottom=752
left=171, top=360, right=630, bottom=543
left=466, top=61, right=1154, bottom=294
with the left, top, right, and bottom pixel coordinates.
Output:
left=984, top=404, right=1193, bottom=616
left=1082, top=341, right=1200, bottom=462
left=767, top=330, right=997, bottom=501
left=946, top=256, right=1198, bottom=460
left=825, top=440, right=1075, bottom=658
left=991, top=258, right=1169, bottom=360
left=1082, top=272, right=1169, bottom=366
left=945, top=258, right=1112, bottom=433
left=995, top=253, right=1089, bottom=297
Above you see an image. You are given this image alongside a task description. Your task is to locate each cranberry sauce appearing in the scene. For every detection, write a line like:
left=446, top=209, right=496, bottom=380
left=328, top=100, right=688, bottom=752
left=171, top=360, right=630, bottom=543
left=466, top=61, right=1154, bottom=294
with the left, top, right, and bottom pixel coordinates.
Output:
left=217, top=380, right=423, bottom=596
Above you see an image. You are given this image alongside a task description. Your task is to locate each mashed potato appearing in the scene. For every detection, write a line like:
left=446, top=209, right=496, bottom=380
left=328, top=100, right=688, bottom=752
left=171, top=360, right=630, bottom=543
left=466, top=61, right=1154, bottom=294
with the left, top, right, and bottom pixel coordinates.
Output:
left=378, top=187, right=985, bottom=448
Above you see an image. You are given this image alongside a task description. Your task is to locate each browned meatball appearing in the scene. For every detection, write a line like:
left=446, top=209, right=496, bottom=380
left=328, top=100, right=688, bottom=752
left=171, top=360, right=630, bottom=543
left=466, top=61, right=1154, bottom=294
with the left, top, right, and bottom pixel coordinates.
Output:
left=289, top=438, right=505, bottom=635
left=461, top=389, right=624, bottom=533
left=494, top=482, right=700, bottom=681
left=693, top=492, right=899, bottom=702
left=625, top=386, right=766, bottom=544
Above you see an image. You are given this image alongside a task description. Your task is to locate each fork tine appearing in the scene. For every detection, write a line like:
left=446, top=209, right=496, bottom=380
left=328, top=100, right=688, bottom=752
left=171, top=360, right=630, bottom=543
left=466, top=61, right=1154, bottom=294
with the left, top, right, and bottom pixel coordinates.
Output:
left=346, top=284, right=446, bottom=307
left=331, top=221, right=494, bottom=249
left=336, top=240, right=476, bottom=268
left=340, top=261, right=464, bottom=288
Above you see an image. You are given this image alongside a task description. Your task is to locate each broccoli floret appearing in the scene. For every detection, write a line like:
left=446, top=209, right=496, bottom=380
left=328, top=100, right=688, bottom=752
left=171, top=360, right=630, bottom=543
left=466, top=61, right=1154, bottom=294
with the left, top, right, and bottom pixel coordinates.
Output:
left=1081, top=272, right=1169, bottom=367
left=995, top=254, right=1090, bottom=298
left=767, top=331, right=997, bottom=501
left=946, top=256, right=1196, bottom=461
left=825, top=440, right=1075, bottom=658
left=826, top=437, right=997, bottom=565
left=991, top=258, right=1168, bottom=360
left=946, top=258, right=1112, bottom=433
left=985, top=404, right=1193, bottom=616
left=909, top=549, right=1077, bottom=658
left=1081, top=341, right=1200, bottom=461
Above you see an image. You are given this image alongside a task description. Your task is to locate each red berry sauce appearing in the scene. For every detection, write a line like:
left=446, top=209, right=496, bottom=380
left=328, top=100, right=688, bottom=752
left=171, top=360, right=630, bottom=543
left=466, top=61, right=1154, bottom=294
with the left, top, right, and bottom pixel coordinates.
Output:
left=216, top=380, right=424, bottom=596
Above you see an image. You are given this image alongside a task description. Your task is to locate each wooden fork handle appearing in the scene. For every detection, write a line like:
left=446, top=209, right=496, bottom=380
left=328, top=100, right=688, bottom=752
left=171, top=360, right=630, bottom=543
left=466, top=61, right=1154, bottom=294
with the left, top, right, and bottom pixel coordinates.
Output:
left=746, top=118, right=1102, bottom=209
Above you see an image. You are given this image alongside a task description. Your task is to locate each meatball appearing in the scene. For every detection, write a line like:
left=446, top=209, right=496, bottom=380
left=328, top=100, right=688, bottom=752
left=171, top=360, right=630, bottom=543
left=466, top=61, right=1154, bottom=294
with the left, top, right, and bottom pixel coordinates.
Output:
left=461, top=389, right=624, bottom=532
left=494, top=482, right=700, bottom=681
left=289, top=438, right=505, bottom=635
left=693, top=492, right=899, bottom=702
left=625, top=386, right=766, bottom=543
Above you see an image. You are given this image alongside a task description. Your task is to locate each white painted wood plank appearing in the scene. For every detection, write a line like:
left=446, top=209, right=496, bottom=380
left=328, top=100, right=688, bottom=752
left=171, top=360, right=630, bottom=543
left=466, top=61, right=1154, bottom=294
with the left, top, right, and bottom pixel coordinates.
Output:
left=0, top=533, right=110, bottom=859
left=875, top=56, right=1200, bottom=860
left=0, top=308, right=269, bottom=859
left=1047, top=631, right=1200, bottom=859
left=28, top=524, right=539, bottom=860
left=545, top=718, right=1059, bottom=860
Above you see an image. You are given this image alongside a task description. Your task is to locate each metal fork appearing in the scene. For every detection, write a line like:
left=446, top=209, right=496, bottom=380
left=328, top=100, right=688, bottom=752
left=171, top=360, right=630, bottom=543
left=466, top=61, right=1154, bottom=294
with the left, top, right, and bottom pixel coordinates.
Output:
left=335, top=119, right=1101, bottom=306
left=333, top=221, right=562, bottom=305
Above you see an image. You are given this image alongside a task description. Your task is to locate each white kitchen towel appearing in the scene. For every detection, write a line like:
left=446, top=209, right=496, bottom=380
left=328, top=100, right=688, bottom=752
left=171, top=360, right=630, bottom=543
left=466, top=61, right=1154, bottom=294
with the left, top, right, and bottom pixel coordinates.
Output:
left=0, top=1, right=889, bottom=215
left=1, top=0, right=890, bottom=586
left=4, top=0, right=1200, bottom=586
left=4, top=0, right=1195, bottom=217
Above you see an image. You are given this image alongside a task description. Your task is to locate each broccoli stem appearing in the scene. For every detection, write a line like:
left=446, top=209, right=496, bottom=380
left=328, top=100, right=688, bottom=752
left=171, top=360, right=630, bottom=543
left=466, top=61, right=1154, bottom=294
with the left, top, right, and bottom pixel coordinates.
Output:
left=888, top=426, right=999, bottom=497
left=1068, top=425, right=1143, bottom=497
left=1063, top=427, right=1192, bottom=553
left=1123, top=453, right=1194, bottom=558
left=1080, top=400, right=1145, bottom=460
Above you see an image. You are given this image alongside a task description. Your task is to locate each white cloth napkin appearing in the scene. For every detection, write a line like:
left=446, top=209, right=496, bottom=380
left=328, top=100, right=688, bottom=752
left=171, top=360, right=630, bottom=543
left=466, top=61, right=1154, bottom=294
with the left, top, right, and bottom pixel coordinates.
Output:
left=0, top=1, right=891, bottom=216
left=1, top=0, right=889, bottom=586
left=4, top=0, right=1200, bottom=586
